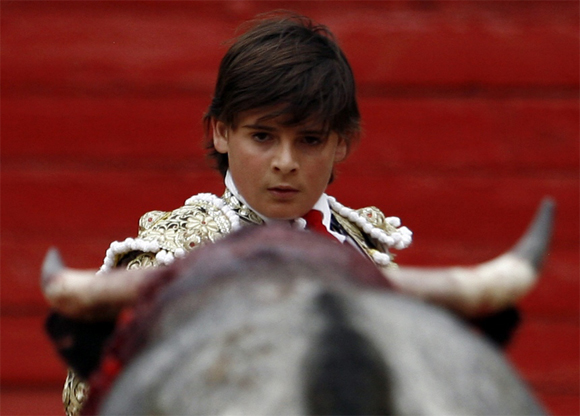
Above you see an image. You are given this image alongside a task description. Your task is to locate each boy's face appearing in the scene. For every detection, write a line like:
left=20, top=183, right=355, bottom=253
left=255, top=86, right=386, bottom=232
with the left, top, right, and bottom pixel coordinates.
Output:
left=213, top=109, right=348, bottom=220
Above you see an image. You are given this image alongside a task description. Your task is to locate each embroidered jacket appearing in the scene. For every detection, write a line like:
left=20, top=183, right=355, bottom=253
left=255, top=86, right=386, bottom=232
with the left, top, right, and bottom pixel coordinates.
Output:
left=99, top=189, right=411, bottom=273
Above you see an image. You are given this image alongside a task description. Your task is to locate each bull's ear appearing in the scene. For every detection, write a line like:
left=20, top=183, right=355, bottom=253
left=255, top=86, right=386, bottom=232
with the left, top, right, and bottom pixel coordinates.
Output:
left=45, top=312, right=116, bottom=379
left=469, top=306, right=521, bottom=347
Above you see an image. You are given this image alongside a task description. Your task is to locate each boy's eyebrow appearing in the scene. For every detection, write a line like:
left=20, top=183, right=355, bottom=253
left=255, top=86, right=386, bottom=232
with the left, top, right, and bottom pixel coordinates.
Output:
left=298, top=128, right=326, bottom=136
left=241, top=123, right=277, bottom=131
left=242, top=123, right=325, bottom=136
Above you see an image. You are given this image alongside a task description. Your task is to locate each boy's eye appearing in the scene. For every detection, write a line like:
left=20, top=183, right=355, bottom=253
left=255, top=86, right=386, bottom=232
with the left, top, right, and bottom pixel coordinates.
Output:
left=252, top=132, right=272, bottom=143
left=302, top=136, right=323, bottom=146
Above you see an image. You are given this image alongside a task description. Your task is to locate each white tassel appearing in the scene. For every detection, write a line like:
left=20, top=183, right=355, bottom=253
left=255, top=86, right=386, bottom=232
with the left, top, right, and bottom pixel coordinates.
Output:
left=328, top=197, right=412, bottom=250
left=98, top=237, right=161, bottom=274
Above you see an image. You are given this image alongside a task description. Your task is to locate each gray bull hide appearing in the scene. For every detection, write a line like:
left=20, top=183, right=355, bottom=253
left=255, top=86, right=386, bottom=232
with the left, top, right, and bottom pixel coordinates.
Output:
left=86, top=226, right=545, bottom=415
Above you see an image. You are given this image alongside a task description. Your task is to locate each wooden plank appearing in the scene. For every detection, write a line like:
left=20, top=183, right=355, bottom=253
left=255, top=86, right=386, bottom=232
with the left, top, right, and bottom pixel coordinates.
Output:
left=1, top=315, right=67, bottom=384
left=0, top=387, right=64, bottom=416
left=2, top=1, right=577, bottom=93
left=1, top=96, right=210, bottom=163
left=3, top=167, right=577, bottom=244
left=334, top=4, right=579, bottom=89
left=355, top=97, right=579, bottom=172
left=3, top=96, right=578, bottom=172
left=538, top=393, right=580, bottom=416
left=507, top=319, right=579, bottom=394
left=0, top=1, right=228, bottom=94
left=518, top=248, right=580, bottom=318
left=331, top=171, right=579, bottom=248
left=0, top=168, right=224, bottom=237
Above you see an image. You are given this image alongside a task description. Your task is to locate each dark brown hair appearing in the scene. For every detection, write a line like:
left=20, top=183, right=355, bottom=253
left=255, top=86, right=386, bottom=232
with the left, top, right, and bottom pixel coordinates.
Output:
left=204, top=11, right=361, bottom=177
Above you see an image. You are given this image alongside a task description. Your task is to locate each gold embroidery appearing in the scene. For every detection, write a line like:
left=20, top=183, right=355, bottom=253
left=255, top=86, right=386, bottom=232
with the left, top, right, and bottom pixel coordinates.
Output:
left=63, top=369, right=88, bottom=416
left=138, top=199, right=233, bottom=254
left=127, top=252, right=158, bottom=270
left=333, top=206, right=398, bottom=268
left=357, top=206, right=399, bottom=234
left=222, top=189, right=264, bottom=225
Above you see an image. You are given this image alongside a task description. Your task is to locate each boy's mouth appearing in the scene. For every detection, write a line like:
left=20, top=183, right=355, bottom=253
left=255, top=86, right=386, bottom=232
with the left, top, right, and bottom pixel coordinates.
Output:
left=268, top=186, right=299, bottom=199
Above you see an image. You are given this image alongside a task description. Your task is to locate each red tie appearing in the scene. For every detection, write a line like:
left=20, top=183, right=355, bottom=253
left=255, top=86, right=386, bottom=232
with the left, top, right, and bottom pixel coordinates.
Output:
left=303, top=210, right=335, bottom=240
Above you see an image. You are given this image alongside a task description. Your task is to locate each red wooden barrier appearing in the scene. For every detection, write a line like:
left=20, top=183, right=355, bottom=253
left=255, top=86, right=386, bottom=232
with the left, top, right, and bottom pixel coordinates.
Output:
left=2, top=1, right=578, bottom=415
left=3, top=1, right=578, bottom=92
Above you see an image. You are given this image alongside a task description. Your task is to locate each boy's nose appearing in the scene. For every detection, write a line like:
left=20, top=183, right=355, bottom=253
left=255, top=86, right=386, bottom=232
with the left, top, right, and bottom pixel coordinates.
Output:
left=272, top=142, right=298, bottom=174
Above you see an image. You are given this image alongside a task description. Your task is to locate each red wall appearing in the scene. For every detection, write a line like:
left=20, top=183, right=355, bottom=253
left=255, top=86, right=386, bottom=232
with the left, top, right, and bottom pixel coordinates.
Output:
left=2, top=1, right=578, bottom=415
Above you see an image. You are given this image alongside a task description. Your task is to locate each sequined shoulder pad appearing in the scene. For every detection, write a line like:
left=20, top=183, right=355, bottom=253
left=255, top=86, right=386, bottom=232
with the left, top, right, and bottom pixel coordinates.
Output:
left=328, top=197, right=412, bottom=268
left=138, top=198, right=233, bottom=253
left=98, top=193, right=241, bottom=273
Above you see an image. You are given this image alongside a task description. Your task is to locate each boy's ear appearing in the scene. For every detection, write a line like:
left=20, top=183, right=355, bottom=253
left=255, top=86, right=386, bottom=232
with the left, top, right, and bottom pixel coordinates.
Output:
left=334, top=136, right=348, bottom=163
left=212, top=119, right=229, bottom=154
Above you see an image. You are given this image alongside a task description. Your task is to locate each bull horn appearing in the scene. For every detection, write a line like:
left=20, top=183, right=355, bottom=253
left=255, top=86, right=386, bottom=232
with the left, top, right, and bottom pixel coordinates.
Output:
left=41, top=250, right=148, bottom=320
left=384, top=198, right=555, bottom=317
left=42, top=247, right=65, bottom=286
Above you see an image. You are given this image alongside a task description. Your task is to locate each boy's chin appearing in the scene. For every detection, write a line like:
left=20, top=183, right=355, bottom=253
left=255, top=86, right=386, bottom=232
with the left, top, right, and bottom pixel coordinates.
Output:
left=256, top=205, right=308, bottom=221
left=262, top=212, right=300, bottom=221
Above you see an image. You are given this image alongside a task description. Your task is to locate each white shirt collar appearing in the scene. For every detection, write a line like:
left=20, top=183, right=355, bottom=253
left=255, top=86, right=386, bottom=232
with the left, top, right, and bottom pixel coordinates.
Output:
left=309, top=193, right=347, bottom=243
